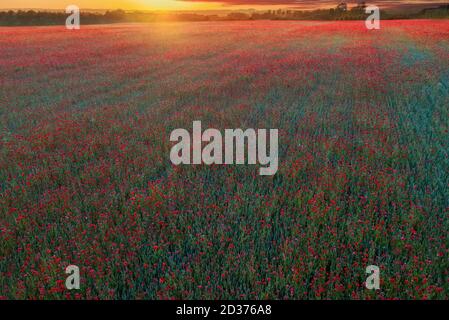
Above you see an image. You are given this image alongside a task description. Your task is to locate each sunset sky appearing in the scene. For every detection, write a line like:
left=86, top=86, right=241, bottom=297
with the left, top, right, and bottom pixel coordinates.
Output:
left=0, top=0, right=446, bottom=11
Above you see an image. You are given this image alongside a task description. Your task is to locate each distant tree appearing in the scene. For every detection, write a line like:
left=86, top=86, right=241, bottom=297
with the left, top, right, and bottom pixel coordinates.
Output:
left=226, top=12, right=249, bottom=20
left=0, top=6, right=447, bottom=26
left=351, top=1, right=366, bottom=12
left=104, top=9, right=126, bottom=22
left=336, top=3, right=348, bottom=12
left=356, top=1, right=367, bottom=10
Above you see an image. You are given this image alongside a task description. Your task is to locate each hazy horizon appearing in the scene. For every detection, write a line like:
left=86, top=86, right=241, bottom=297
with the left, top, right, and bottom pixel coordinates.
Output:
left=0, top=0, right=447, bottom=12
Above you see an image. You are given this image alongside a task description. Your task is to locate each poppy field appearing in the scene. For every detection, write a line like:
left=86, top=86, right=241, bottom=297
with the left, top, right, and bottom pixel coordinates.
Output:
left=0, top=20, right=448, bottom=299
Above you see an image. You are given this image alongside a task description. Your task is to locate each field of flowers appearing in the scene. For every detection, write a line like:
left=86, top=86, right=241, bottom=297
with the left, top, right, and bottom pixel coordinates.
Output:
left=0, top=20, right=448, bottom=299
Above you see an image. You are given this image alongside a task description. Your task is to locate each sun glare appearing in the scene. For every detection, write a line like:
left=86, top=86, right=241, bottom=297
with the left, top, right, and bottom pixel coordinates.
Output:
left=139, top=0, right=219, bottom=10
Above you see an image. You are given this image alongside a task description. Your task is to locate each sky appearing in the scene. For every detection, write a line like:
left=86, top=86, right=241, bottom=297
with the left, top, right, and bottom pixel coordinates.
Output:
left=0, top=0, right=446, bottom=11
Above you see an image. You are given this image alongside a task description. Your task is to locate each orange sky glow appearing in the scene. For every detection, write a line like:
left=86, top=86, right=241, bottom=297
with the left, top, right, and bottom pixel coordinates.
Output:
left=0, top=0, right=446, bottom=11
left=2, top=1, right=224, bottom=10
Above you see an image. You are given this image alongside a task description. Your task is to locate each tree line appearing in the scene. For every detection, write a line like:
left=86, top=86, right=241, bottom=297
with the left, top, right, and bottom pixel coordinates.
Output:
left=1, top=3, right=448, bottom=26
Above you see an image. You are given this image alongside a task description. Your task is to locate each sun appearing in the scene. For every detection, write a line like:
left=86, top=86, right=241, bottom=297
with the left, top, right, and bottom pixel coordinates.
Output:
left=147, top=0, right=182, bottom=9
left=138, top=0, right=220, bottom=10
